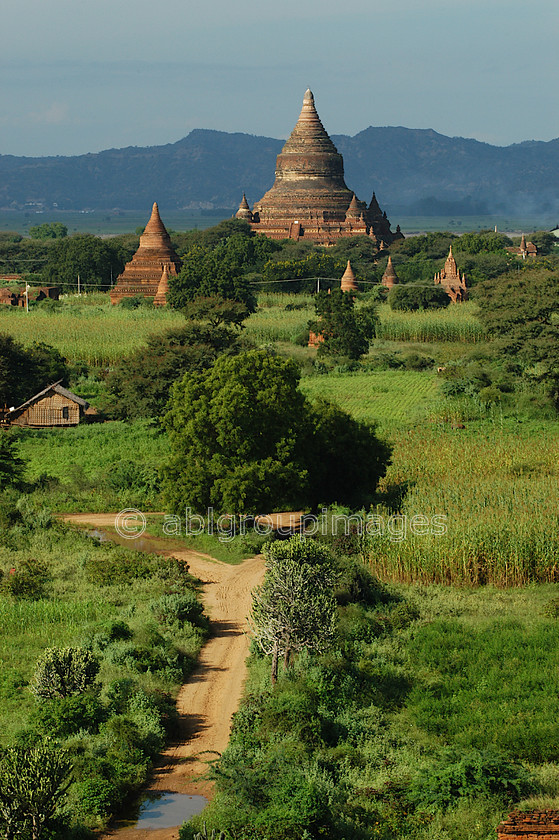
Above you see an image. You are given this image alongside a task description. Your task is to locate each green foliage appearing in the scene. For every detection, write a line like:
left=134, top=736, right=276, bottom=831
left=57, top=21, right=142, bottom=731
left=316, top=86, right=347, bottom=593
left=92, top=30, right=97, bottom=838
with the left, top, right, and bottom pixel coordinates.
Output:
left=0, top=740, right=71, bottom=840
left=392, top=231, right=457, bottom=259
left=0, top=333, right=69, bottom=406
left=410, top=748, right=534, bottom=811
left=163, top=349, right=311, bottom=513
left=105, top=323, right=247, bottom=420
left=389, top=283, right=450, bottom=311
left=31, top=647, right=100, bottom=700
left=149, top=592, right=206, bottom=629
left=261, top=251, right=343, bottom=293
left=312, top=289, right=376, bottom=360
left=28, top=222, right=68, bottom=240
left=1, top=557, right=49, bottom=600
left=453, top=230, right=512, bottom=254
left=41, top=234, right=125, bottom=291
left=0, top=432, right=25, bottom=489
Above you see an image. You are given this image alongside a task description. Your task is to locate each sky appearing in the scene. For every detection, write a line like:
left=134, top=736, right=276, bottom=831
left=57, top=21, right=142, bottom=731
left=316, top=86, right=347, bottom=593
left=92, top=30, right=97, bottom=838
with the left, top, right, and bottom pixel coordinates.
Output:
left=1, top=0, right=558, bottom=157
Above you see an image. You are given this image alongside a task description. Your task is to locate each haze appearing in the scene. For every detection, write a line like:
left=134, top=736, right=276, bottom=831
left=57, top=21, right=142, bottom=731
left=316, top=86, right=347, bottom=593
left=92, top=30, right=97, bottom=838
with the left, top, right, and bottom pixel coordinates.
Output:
left=1, top=0, right=557, bottom=157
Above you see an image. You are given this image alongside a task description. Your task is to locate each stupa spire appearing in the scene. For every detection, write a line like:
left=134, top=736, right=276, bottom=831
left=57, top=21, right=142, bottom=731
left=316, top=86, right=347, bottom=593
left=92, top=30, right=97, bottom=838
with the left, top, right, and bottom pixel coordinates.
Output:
left=382, top=255, right=399, bottom=289
left=235, top=193, right=253, bottom=221
left=153, top=264, right=170, bottom=307
left=340, top=260, right=358, bottom=292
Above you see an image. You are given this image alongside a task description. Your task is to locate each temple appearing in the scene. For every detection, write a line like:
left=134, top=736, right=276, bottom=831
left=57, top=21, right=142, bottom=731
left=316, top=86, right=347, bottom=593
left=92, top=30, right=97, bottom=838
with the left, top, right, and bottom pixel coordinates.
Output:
left=434, top=246, right=468, bottom=302
left=382, top=256, right=399, bottom=289
left=237, top=90, right=402, bottom=248
left=110, top=203, right=181, bottom=305
left=340, top=260, right=358, bottom=292
left=506, top=233, right=538, bottom=259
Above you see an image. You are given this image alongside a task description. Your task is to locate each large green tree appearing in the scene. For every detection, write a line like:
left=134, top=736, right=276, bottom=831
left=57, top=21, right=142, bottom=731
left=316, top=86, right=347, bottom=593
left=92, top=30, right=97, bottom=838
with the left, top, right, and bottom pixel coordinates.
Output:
left=311, top=289, right=377, bottom=360
left=163, top=350, right=311, bottom=513
left=163, top=349, right=390, bottom=513
left=0, top=334, right=69, bottom=407
left=0, top=431, right=25, bottom=489
left=41, top=234, right=125, bottom=291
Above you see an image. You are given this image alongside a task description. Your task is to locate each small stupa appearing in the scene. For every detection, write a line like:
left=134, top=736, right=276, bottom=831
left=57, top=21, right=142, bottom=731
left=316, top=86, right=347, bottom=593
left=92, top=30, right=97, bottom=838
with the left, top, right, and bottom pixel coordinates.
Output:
left=153, top=264, right=170, bottom=307
left=340, top=260, right=358, bottom=292
left=434, top=246, right=468, bottom=302
left=110, top=203, right=181, bottom=304
left=382, top=256, right=399, bottom=289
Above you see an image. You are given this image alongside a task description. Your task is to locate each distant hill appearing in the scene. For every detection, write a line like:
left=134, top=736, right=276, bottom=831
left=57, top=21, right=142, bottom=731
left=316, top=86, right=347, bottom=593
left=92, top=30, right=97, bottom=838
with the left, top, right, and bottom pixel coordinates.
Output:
left=1, top=127, right=559, bottom=217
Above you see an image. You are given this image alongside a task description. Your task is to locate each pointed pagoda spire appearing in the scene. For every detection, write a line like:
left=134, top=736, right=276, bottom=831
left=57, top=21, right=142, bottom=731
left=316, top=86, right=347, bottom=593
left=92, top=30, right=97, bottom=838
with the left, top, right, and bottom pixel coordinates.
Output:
left=340, top=260, right=358, bottom=292
left=345, top=194, right=361, bottom=219
left=144, top=202, right=166, bottom=235
left=368, top=192, right=382, bottom=217
left=382, top=256, right=399, bottom=289
left=281, top=89, right=338, bottom=154
left=235, top=193, right=253, bottom=221
left=153, top=264, right=170, bottom=307
left=520, top=234, right=527, bottom=253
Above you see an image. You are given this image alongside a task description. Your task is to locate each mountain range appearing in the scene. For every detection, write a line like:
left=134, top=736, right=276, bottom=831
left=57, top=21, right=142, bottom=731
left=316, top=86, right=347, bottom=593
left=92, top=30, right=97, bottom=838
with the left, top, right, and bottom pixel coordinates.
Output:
left=1, top=127, right=558, bottom=217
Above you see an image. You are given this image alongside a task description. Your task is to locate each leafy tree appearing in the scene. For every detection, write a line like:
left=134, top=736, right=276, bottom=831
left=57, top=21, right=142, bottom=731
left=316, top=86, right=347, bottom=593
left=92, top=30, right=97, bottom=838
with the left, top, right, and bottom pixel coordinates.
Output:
left=163, top=350, right=311, bottom=513
left=453, top=230, right=512, bottom=254
left=309, top=398, right=391, bottom=508
left=528, top=230, right=558, bottom=256
left=163, top=349, right=391, bottom=514
left=168, top=242, right=256, bottom=311
left=391, top=231, right=456, bottom=259
left=105, top=322, right=248, bottom=419
left=250, top=537, right=338, bottom=683
left=0, top=334, right=69, bottom=407
left=180, top=295, right=249, bottom=328
left=31, top=647, right=100, bottom=700
left=41, top=233, right=125, bottom=291
left=0, top=431, right=25, bottom=489
left=0, top=741, right=71, bottom=840
left=261, top=251, right=343, bottom=293
left=389, top=283, right=450, bottom=311
left=28, top=222, right=68, bottom=240
left=311, top=289, right=376, bottom=360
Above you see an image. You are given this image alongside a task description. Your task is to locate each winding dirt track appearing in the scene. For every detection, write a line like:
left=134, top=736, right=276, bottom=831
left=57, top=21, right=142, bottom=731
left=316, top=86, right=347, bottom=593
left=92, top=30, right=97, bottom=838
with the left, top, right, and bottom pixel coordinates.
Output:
left=63, top=514, right=266, bottom=840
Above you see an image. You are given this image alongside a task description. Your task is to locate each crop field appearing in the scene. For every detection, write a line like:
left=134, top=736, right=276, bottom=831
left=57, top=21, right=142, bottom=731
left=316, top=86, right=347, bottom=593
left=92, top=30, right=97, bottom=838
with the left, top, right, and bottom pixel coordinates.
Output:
left=300, top=369, right=441, bottom=425
left=370, top=420, right=559, bottom=586
left=0, top=298, right=183, bottom=366
left=376, top=301, right=485, bottom=343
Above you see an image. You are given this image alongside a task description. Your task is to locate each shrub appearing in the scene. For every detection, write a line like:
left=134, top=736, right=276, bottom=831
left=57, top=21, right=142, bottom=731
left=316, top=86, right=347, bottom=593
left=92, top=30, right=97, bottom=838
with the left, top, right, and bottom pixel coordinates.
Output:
left=30, top=692, right=107, bottom=737
left=389, top=284, right=450, bottom=311
left=149, top=592, right=206, bottom=629
left=1, top=557, right=49, bottom=599
left=31, top=647, right=100, bottom=700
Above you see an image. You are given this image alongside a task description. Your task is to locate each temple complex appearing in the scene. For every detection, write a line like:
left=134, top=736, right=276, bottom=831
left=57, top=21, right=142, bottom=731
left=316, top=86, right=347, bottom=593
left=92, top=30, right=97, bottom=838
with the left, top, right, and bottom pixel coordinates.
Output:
left=506, top=233, right=538, bottom=258
left=110, top=203, right=181, bottom=305
left=237, top=90, right=402, bottom=248
left=382, top=256, right=399, bottom=289
left=434, top=246, right=468, bottom=302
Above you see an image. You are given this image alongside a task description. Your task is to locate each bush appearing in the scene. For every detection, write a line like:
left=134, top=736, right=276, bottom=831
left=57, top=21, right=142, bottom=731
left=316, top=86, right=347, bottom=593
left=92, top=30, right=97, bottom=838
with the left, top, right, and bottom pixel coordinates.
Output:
left=389, top=284, right=450, bottom=311
left=149, top=592, right=206, bottom=629
left=31, top=647, right=100, bottom=699
left=30, top=692, right=107, bottom=737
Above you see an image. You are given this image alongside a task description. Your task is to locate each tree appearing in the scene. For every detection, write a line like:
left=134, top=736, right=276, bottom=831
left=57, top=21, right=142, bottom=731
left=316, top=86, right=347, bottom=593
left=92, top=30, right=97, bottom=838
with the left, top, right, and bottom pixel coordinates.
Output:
left=250, top=537, right=338, bottom=683
left=105, top=320, right=248, bottom=419
left=311, top=289, right=376, bottom=360
left=180, top=295, right=249, bottom=328
left=0, top=334, right=69, bottom=407
left=162, top=349, right=391, bottom=514
left=163, top=350, right=311, bottom=513
left=28, top=222, right=68, bottom=240
left=261, top=251, right=343, bottom=293
left=388, top=283, right=450, bottom=311
left=31, top=647, right=100, bottom=700
left=0, top=741, right=71, bottom=840
left=0, top=431, right=25, bottom=489
left=41, top=234, right=125, bottom=291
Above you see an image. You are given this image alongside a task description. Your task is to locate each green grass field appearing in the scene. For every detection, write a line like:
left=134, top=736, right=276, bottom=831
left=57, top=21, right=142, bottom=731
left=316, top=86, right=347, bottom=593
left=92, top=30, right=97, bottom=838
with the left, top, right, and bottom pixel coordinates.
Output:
left=300, top=369, right=441, bottom=425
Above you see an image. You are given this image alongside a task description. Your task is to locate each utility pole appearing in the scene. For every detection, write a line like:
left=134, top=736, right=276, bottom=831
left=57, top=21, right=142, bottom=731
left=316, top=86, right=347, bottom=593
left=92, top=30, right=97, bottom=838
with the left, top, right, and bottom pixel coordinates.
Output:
left=77, top=274, right=81, bottom=295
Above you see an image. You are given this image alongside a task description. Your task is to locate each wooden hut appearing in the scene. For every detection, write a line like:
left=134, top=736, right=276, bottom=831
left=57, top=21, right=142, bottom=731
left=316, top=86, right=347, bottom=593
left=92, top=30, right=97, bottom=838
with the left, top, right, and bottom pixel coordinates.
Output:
left=9, top=382, right=96, bottom=428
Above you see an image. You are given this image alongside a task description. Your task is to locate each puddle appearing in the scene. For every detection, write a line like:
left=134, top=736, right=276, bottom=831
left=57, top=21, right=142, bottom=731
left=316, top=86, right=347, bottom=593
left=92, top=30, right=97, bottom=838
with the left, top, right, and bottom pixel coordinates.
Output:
left=135, top=792, right=208, bottom=829
left=88, top=528, right=163, bottom=554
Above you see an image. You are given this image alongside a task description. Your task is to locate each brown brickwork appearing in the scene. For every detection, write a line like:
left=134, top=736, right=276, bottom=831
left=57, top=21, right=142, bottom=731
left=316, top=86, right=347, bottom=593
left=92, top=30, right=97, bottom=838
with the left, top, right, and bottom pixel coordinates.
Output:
left=497, top=810, right=559, bottom=840
left=237, top=90, right=402, bottom=248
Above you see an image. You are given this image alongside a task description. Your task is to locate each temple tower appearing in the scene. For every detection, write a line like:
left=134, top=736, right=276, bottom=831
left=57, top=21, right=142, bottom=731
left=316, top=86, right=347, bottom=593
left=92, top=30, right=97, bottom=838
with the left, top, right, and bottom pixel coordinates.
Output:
left=382, top=256, right=399, bottom=289
left=110, top=203, right=181, bottom=304
left=340, top=260, right=358, bottom=292
left=238, top=90, right=400, bottom=247
left=434, top=246, right=468, bottom=302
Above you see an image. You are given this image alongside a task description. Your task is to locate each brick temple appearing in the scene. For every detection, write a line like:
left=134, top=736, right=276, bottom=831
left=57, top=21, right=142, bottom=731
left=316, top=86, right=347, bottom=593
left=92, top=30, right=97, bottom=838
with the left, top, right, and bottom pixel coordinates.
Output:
left=382, top=256, right=399, bottom=289
left=110, top=202, right=181, bottom=305
left=434, top=246, right=468, bottom=302
left=237, top=89, right=402, bottom=248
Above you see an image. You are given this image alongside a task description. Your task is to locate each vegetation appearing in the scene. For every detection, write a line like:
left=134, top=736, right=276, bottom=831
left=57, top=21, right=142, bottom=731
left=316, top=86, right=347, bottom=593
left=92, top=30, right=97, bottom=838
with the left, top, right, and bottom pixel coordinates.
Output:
left=0, top=333, right=69, bottom=406
left=0, top=490, right=208, bottom=835
left=311, top=288, right=377, bottom=360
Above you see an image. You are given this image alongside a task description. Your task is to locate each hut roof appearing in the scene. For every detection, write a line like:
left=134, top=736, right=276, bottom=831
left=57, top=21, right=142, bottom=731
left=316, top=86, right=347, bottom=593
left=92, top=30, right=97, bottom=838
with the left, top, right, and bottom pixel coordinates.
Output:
left=14, top=381, right=89, bottom=413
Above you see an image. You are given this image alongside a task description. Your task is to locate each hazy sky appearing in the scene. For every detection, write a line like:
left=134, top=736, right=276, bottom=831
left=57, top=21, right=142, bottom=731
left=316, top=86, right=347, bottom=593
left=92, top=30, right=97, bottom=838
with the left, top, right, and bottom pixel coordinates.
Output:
left=1, top=0, right=558, bottom=157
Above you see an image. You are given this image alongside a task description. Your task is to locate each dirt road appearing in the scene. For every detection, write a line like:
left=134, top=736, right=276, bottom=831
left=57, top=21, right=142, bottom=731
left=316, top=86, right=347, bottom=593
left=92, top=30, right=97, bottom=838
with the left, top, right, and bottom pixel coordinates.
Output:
left=63, top=514, right=265, bottom=839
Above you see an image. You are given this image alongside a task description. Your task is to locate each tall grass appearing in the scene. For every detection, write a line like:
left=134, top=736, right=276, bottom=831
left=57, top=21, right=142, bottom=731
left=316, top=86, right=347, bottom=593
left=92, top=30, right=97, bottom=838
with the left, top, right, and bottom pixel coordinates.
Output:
left=370, top=422, right=559, bottom=585
left=0, top=300, right=184, bottom=366
left=376, top=301, right=485, bottom=343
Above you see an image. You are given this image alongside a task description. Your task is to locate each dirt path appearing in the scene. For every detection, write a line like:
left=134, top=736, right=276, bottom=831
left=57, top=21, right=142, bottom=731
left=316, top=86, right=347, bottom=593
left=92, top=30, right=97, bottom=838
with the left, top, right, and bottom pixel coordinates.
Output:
left=62, top=514, right=265, bottom=840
